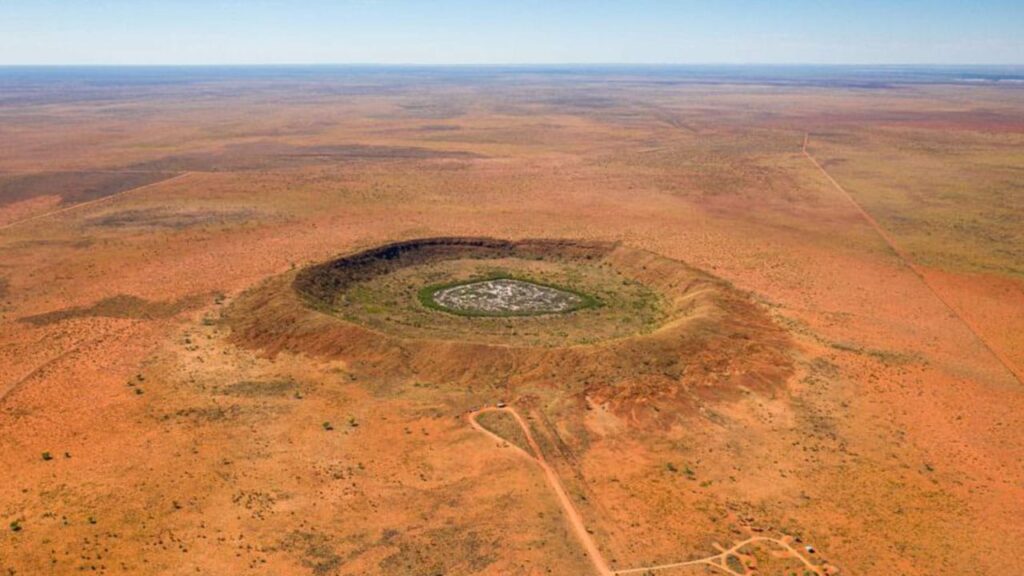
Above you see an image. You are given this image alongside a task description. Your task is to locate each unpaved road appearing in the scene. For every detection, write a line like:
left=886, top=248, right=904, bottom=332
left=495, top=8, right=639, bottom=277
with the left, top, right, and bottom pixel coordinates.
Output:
left=802, top=133, right=1023, bottom=387
left=469, top=405, right=828, bottom=576
left=0, top=171, right=193, bottom=231
left=469, top=406, right=614, bottom=576
left=616, top=535, right=825, bottom=575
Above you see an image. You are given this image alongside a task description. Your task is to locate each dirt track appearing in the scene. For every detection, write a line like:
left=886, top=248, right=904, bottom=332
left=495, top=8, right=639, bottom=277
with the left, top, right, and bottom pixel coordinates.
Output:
left=469, top=406, right=614, bottom=575
left=615, top=536, right=824, bottom=576
left=469, top=406, right=826, bottom=576
left=803, top=133, right=1023, bottom=388
left=0, top=171, right=192, bottom=231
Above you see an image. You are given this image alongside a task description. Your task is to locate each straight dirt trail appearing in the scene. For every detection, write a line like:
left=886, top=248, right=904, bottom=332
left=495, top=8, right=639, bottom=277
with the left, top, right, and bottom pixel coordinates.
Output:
left=469, top=406, right=614, bottom=576
left=469, top=406, right=826, bottom=575
left=0, top=325, right=136, bottom=405
left=0, top=171, right=193, bottom=232
left=802, top=133, right=1024, bottom=387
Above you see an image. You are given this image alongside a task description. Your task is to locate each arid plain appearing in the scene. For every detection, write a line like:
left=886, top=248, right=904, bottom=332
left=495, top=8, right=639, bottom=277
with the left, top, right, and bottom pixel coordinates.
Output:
left=1, top=67, right=1022, bottom=575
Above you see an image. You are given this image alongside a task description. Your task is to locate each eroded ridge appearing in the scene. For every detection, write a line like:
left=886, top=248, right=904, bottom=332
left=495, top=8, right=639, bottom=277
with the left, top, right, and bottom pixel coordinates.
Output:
left=293, top=236, right=616, bottom=307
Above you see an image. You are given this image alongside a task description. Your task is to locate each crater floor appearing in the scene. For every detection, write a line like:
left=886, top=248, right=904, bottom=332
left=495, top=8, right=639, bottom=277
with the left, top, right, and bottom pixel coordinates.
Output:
left=427, top=278, right=590, bottom=316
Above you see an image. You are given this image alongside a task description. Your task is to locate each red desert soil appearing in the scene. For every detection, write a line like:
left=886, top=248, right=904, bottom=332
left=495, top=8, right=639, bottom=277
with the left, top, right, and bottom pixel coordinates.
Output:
left=469, top=405, right=826, bottom=576
left=1, top=70, right=1022, bottom=575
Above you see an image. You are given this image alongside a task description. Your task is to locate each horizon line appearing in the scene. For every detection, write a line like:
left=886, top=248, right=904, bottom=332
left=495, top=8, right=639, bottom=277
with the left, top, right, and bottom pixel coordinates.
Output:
left=1, top=62, right=1022, bottom=69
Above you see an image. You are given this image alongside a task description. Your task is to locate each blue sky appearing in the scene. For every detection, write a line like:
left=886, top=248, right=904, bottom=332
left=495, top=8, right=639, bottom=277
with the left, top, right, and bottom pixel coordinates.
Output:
left=1, top=0, right=1021, bottom=65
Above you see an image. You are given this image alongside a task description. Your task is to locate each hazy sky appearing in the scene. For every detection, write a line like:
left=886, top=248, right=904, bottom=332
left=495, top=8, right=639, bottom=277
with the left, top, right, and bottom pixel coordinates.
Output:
left=1, top=0, right=1021, bottom=65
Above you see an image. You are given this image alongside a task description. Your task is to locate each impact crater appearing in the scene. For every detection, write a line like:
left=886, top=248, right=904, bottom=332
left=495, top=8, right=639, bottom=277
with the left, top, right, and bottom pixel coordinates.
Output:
left=290, top=237, right=664, bottom=347
left=227, top=237, right=794, bottom=414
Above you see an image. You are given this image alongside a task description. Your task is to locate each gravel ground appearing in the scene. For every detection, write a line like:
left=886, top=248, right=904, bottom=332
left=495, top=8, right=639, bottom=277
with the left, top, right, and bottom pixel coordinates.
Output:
left=432, top=278, right=583, bottom=314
